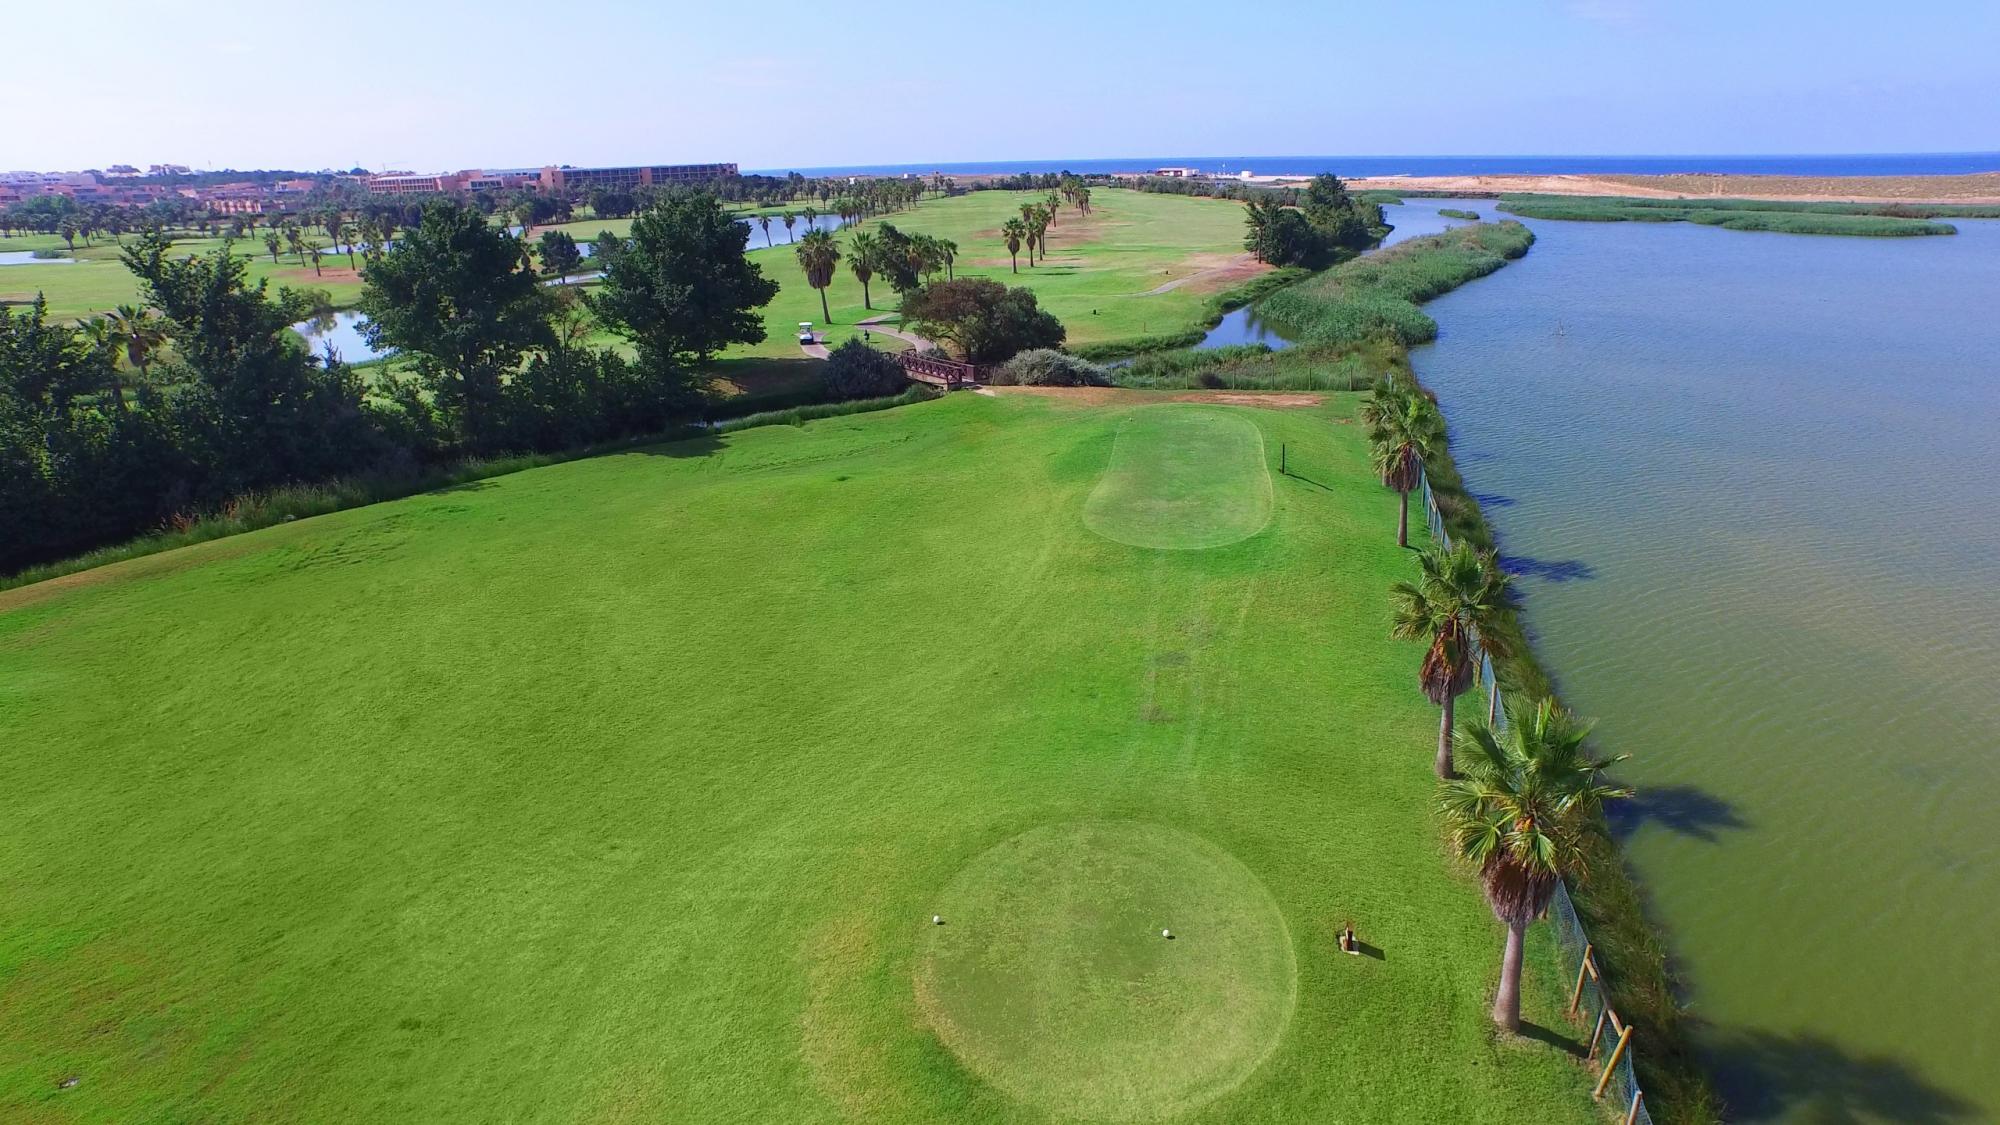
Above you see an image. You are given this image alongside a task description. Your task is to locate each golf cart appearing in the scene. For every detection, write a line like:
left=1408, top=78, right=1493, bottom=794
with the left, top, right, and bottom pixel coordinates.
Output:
left=797, top=322, right=816, bottom=345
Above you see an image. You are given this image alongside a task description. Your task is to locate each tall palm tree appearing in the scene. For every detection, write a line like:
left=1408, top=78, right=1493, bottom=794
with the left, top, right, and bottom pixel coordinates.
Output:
left=938, top=238, right=958, bottom=281
left=262, top=230, right=282, bottom=263
left=782, top=211, right=797, bottom=242
left=795, top=227, right=840, bottom=324
left=1439, top=698, right=1629, bottom=1031
left=1001, top=218, right=1026, bottom=273
left=1390, top=542, right=1512, bottom=779
left=1364, top=377, right=1445, bottom=547
left=757, top=214, right=773, bottom=247
left=74, top=316, right=130, bottom=410
left=847, top=231, right=879, bottom=309
left=304, top=238, right=326, bottom=277
left=1028, top=205, right=1052, bottom=263
left=802, top=204, right=818, bottom=230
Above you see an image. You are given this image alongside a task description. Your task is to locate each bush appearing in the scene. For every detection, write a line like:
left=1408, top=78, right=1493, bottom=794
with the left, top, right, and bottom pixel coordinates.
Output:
left=820, top=338, right=910, bottom=398
left=900, top=278, right=1065, bottom=364
left=995, top=349, right=1110, bottom=387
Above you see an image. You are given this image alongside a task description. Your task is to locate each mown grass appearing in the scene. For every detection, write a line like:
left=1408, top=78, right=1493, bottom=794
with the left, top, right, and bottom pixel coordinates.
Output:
left=1497, top=196, right=1961, bottom=237
left=0, top=233, right=367, bottom=322
left=1256, top=222, right=1535, bottom=347
left=1, top=391, right=1602, bottom=1122
left=0, top=387, right=934, bottom=593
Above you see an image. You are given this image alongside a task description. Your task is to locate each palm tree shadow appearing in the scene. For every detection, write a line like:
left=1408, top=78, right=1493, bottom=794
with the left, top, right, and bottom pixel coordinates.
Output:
left=1606, top=784, right=1748, bottom=844
left=1515, top=1020, right=1587, bottom=1059
left=1707, top=1028, right=1977, bottom=1123
left=1501, top=556, right=1598, bottom=582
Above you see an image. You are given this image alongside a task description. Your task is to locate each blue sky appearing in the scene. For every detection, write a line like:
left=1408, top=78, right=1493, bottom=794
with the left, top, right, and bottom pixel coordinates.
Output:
left=6, top=0, right=1996, bottom=172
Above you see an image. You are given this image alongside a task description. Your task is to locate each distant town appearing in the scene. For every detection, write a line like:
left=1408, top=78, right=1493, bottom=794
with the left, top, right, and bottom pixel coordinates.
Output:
left=0, top=161, right=741, bottom=213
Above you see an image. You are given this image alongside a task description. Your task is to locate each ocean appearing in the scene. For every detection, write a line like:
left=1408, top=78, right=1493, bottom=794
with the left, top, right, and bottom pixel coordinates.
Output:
left=747, top=153, right=2000, bottom=179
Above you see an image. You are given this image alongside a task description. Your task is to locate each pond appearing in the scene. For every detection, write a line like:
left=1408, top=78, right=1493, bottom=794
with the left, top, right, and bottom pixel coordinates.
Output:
left=291, top=310, right=389, bottom=363
left=0, top=251, right=77, bottom=266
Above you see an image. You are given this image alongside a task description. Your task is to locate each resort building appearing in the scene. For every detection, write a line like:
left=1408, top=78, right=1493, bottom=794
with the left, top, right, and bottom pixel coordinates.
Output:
left=535, top=162, right=737, bottom=193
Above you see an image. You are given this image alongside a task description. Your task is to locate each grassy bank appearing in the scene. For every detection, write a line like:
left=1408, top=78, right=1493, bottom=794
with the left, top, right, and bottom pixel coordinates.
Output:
left=2, top=391, right=1603, bottom=1121
left=1497, top=195, right=1964, bottom=236
left=0, top=387, right=934, bottom=593
left=1256, top=222, right=1535, bottom=347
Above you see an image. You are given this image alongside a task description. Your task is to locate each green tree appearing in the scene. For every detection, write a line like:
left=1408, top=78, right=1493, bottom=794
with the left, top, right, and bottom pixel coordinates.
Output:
left=794, top=227, right=840, bottom=323
left=1439, top=698, right=1629, bottom=1031
left=106, top=304, right=165, bottom=393
left=261, top=230, right=282, bottom=263
left=303, top=238, right=325, bottom=277
left=358, top=201, right=555, bottom=449
left=781, top=211, right=796, bottom=242
left=900, top=278, right=1065, bottom=364
left=1000, top=218, right=1026, bottom=273
left=1363, top=377, right=1444, bottom=547
left=539, top=229, right=584, bottom=283
left=588, top=192, right=779, bottom=369
left=1390, top=542, right=1513, bottom=779
left=757, top=214, right=772, bottom=247
left=846, top=231, right=879, bottom=309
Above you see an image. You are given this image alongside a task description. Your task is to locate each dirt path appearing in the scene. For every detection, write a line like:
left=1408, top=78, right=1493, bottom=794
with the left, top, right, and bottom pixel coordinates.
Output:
left=856, top=314, right=933, bottom=352
left=1141, top=253, right=1267, bottom=296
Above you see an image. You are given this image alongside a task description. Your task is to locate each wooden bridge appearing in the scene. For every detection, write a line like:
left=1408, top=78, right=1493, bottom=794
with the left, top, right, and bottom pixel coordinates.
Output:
left=895, top=351, right=994, bottom=390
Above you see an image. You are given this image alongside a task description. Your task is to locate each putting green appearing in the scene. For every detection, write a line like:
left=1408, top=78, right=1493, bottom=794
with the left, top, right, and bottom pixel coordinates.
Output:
left=1083, top=406, right=1274, bottom=549
left=916, top=821, right=1297, bottom=1120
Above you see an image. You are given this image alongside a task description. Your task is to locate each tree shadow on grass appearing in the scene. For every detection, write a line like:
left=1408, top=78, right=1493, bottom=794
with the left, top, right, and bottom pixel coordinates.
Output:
left=1606, top=784, right=1748, bottom=844
left=1707, top=1028, right=1977, bottom=1123
left=1516, top=1020, right=1587, bottom=1059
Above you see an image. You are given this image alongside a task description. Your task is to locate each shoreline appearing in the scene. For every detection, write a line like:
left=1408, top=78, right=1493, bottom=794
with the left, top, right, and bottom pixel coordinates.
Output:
left=1340, top=171, right=2000, bottom=205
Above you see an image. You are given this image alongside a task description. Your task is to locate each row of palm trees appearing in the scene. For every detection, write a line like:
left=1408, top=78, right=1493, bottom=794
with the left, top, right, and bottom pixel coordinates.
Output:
left=792, top=227, right=959, bottom=323
left=1366, top=372, right=1632, bottom=1033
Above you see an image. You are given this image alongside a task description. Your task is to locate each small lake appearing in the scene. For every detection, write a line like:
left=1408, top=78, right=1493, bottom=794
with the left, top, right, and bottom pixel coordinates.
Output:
left=743, top=212, right=847, bottom=247
left=1195, top=197, right=1488, bottom=351
left=0, top=251, right=77, bottom=266
left=292, top=310, right=389, bottom=363
left=1409, top=208, right=2000, bottom=1119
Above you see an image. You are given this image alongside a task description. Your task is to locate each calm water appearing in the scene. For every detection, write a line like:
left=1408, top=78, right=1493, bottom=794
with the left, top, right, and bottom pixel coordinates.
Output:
left=293, top=310, right=386, bottom=363
left=1407, top=208, right=2000, bottom=1119
left=0, top=251, right=75, bottom=266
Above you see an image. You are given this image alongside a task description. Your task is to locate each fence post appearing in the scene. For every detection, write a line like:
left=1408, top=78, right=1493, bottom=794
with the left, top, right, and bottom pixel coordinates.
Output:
left=1569, top=944, right=1594, bottom=1015
left=1594, top=1026, right=1632, bottom=1099
left=1625, top=1090, right=1644, bottom=1125
left=1587, top=1008, right=1609, bottom=1060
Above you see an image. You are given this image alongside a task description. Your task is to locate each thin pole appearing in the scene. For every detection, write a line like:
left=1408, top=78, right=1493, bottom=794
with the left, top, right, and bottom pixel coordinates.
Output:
left=1569, top=945, right=1594, bottom=1015
left=1624, top=1090, right=1644, bottom=1125
left=1587, top=1008, right=1609, bottom=1060
left=1594, top=1026, right=1633, bottom=1099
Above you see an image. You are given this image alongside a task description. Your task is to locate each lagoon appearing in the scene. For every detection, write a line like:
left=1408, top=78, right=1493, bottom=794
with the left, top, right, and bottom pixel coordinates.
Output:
left=1407, top=204, right=2000, bottom=1119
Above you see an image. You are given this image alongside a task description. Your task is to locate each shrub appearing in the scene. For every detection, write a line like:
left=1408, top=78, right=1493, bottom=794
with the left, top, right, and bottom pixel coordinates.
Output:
left=820, top=338, right=909, bottom=399
left=901, top=278, right=1064, bottom=364
left=995, top=349, right=1110, bottom=387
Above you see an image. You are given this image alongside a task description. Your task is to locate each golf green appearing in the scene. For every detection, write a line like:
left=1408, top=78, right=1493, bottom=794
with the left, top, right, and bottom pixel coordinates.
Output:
left=1083, top=406, right=1273, bottom=549
left=917, top=820, right=1295, bottom=1119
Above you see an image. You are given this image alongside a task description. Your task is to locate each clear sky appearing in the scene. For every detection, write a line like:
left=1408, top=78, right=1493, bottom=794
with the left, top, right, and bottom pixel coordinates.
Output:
left=6, top=0, right=1996, bottom=173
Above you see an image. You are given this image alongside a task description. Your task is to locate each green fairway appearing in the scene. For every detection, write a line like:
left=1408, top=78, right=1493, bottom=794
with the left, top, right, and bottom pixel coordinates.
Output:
left=1083, top=405, right=1273, bottom=549
left=0, top=390, right=1597, bottom=1121
left=0, top=233, right=365, bottom=323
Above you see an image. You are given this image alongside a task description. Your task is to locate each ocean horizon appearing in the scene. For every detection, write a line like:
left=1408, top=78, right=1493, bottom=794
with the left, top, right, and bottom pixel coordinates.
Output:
left=748, top=152, right=2000, bottom=179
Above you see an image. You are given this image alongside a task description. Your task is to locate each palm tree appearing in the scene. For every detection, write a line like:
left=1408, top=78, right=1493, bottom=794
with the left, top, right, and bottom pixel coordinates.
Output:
left=847, top=231, right=879, bottom=309
left=75, top=316, right=129, bottom=410
left=304, top=238, right=325, bottom=277
left=795, top=227, right=840, bottom=324
left=1028, top=205, right=1051, bottom=264
left=106, top=304, right=164, bottom=399
left=802, top=204, right=818, bottom=230
left=262, top=230, right=282, bottom=263
left=938, top=238, right=958, bottom=281
left=1364, top=377, right=1445, bottom=547
left=1001, top=218, right=1026, bottom=273
left=757, top=214, right=773, bottom=247
left=782, top=211, right=797, bottom=242
left=1439, top=698, right=1629, bottom=1031
left=1390, top=542, right=1512, bottom=779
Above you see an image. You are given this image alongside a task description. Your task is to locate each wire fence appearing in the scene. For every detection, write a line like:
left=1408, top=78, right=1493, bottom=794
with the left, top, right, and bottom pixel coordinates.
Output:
left=1418, top=464, right=1652, bottom=1125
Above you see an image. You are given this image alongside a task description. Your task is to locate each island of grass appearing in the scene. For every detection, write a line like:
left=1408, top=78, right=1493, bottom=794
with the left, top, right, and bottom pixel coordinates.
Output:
left=1496, top=194, right=1974, bottom=236
left=1, top=390, right=1607, bottom=1122
left=1437, top=208, right=1480, bottom=220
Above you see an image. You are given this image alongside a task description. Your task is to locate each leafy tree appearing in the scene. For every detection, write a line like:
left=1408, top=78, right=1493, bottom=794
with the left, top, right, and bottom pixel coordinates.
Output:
left=591, top=231, right=623, bottom=267
left=1363, top=376, right=1445, bottom=546
left=588, top=192, right=779, bottom=369
left=539, top=229, right=584, bottom=282
left=819, top=338, right=907, bottom=398
left=794, top=228, right=840, bottom=323
left=1001, top=218, right=1026, bottom=273
left=900, top=278, right=1064, bottom=364
left=1390, top=542, right=1513, bottom=779
left=1439, top=698, right=1629, bottom=1031
left=846, top=231, right=879, bottom=309
left=359, top=201, right=556, bottom=449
